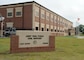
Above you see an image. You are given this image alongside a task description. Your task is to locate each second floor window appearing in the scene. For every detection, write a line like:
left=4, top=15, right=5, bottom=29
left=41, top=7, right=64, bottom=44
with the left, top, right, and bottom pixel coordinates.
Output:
left=8, top=12, right=12, bottom=16
left=7, top=8, right=13, bottom=18
left=15, top=7, right=22, bottom=17
left=16, top=12, right=21, bottom=16
left=35, top=11, right=39, bottom=17
left=46, top=16, right=49, bottom=20
left=41, top=14, right=45, bottom=19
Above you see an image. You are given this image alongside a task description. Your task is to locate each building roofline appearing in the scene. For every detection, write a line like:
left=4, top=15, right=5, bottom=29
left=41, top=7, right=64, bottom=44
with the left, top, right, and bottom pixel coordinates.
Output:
left=0, top=1, right=73, bottom=23
left=33, top=1, right=73, bottom=23
left=0, top=1, right=34, bottom=6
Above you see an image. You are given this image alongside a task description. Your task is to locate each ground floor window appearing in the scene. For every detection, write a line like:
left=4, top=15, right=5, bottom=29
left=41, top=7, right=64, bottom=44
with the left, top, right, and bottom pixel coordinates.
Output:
left=36, top=27, right=38, bottom=31
left=55, top=30, right=56, bottom=32
left=42, top=28, right=44, bottom=31
left=51, top=29, right=53, bottom=32
left=47, top=28, right=49, bottom=31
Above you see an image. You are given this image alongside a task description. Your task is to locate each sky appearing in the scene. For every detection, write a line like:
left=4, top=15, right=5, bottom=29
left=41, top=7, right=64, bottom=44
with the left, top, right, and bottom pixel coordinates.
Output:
left=0, top=0, right=84, bottom=27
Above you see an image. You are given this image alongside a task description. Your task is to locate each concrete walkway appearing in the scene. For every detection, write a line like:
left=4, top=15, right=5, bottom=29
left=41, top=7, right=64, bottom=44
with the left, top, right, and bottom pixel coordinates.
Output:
left=76, top=36, right=84, bottom=39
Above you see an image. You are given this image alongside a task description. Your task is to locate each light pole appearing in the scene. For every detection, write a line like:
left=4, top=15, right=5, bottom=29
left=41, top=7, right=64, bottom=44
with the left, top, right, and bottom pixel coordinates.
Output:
left=0, top=14, right=5, bottom=37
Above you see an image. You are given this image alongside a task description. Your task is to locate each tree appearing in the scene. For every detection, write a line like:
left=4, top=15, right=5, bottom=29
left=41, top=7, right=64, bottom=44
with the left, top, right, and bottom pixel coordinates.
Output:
left=79, top=24, right=84, bottom=34
left=82, top=27, right=84, bottom=34
left=79, top=25, right=84, bottom=32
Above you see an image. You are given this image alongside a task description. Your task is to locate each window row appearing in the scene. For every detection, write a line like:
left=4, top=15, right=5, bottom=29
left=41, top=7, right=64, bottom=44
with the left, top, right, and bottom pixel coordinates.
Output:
left=7, top=7, right=22, bottom=18
left=35, top=27, right=64, bottom=32
left=35, top=12, right=66, bottom=24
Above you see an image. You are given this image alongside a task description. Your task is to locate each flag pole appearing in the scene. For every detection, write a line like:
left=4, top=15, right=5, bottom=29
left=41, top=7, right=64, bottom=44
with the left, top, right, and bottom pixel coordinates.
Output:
left=77, top=18, right=80, bottom=36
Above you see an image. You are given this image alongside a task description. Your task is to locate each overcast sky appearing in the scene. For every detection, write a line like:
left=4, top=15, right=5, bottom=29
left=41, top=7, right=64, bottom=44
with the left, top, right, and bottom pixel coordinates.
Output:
left=0, top=0, right=84, bottom=27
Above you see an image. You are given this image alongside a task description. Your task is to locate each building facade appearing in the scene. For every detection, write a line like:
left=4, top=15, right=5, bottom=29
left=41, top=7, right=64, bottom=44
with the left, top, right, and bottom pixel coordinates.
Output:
left=0, top=1, right=73, bottom=36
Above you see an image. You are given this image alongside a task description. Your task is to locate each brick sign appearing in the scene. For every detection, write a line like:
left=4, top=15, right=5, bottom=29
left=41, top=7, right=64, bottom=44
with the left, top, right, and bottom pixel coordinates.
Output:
left=10, top=30, right=55, bottom=53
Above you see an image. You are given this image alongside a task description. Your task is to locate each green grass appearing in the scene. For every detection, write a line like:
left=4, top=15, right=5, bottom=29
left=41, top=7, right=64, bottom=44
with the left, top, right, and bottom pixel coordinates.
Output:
left=0, top=38, right=10, bottom=53
left=80, top=34, right=84, bottom=36
left=0, top=36, right=84, bottom=60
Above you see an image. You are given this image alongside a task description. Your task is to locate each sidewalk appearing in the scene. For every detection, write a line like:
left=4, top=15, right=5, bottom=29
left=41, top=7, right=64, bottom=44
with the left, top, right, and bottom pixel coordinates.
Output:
left=75, top=36, right=84, bottom=39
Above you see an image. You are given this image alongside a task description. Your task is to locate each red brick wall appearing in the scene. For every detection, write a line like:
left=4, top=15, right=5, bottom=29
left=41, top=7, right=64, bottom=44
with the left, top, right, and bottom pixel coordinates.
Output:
left=0, top=5, right=33, bottom=30
left=23, top=5, right=33, bottom=30
left=0, top=8, right=7, bottom=29
left=10, top=35, right=55, bottom=53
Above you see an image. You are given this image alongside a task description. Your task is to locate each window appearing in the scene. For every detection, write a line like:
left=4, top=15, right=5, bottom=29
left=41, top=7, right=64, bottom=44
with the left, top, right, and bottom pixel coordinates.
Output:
left=16, top=12, right=21, bottom=16
left=7, top=8, right=13, bottom=18
left=46, top=12, right=49, bottom=20
left=47, top=28, right=49, bottom=31
left=51, top=29, right=53, bottom=32
left=55, top=30, right=56, bottom=32
left=36, top=27, right=38, bottom=30
left=46, top=16, right=49, bottom=20
left=41, top=14, right=45, bottom=19
left=54, top=16, right=57, bottom=23
left=56, top=20, right=58, bottom=23
left=41, top=9, right=45, bottom=19
left=15, top=7, right=22, bottom=17
left=42, top=28, right=44, bottom=31
left=8, top=12, right=12, bottom=16
left=51, top=15, right=53, bottom=22
left=51, top=18, right=53, bottom=21
left=35, top=11, right=39, bottom=17
left=35, top=6, right=39, bottom=17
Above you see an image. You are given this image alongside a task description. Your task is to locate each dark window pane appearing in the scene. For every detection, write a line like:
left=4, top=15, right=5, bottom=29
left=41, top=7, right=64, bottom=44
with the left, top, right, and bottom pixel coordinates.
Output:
left=8, top=12, right=12, bottom=16
left=36, top=27, right=38, bottom=30
left=47, top=29, right=48, bottom=31
left=51, top=29, right=53, bottom=32
left=16, top=12, right=21, bottom=16
left=55, top=30, right=56, bottom=32
left=42, top=28, right=44, bottom=31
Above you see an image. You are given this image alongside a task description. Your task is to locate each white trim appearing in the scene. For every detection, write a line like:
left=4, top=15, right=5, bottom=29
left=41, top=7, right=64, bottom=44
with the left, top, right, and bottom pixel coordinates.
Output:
left=54, top=26, right=56, bottom=29
left=15, top=7, right=22, bottom=17
left=0, top=3, right=32, bottom=8
left=46, top=24, right=49, bottom=28
left=7, top=8, right=13, bottom=18
left=6, top=22, right=13, bottom=27
left=51, top=25, right=53, bottom=29
left=34, top=5, right=39, bottom=17
left=32, top=3, right=35, bottom=30
left=41, top=23, right=45, bottom=28
left=35, top=22, right=39, bottom=27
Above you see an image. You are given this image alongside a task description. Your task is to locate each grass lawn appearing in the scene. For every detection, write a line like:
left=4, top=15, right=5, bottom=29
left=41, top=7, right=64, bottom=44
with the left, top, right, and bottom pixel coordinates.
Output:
left=0, top=36, right=84, bottom=60
left=80, top=34, right=84, bottom=36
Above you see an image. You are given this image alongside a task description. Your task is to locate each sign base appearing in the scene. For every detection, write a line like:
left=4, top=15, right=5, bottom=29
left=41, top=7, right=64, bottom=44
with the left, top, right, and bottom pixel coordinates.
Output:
left=10, top=35, right=55, bottom=53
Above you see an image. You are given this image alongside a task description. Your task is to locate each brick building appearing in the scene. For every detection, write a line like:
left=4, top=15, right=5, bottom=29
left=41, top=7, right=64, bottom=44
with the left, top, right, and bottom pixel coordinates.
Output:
left=0, top=1, right=74, bottom=36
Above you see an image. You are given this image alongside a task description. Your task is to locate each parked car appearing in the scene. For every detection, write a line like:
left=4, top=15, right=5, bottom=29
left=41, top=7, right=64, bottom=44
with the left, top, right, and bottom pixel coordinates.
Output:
left=4, top=27, right=16, bottom=37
